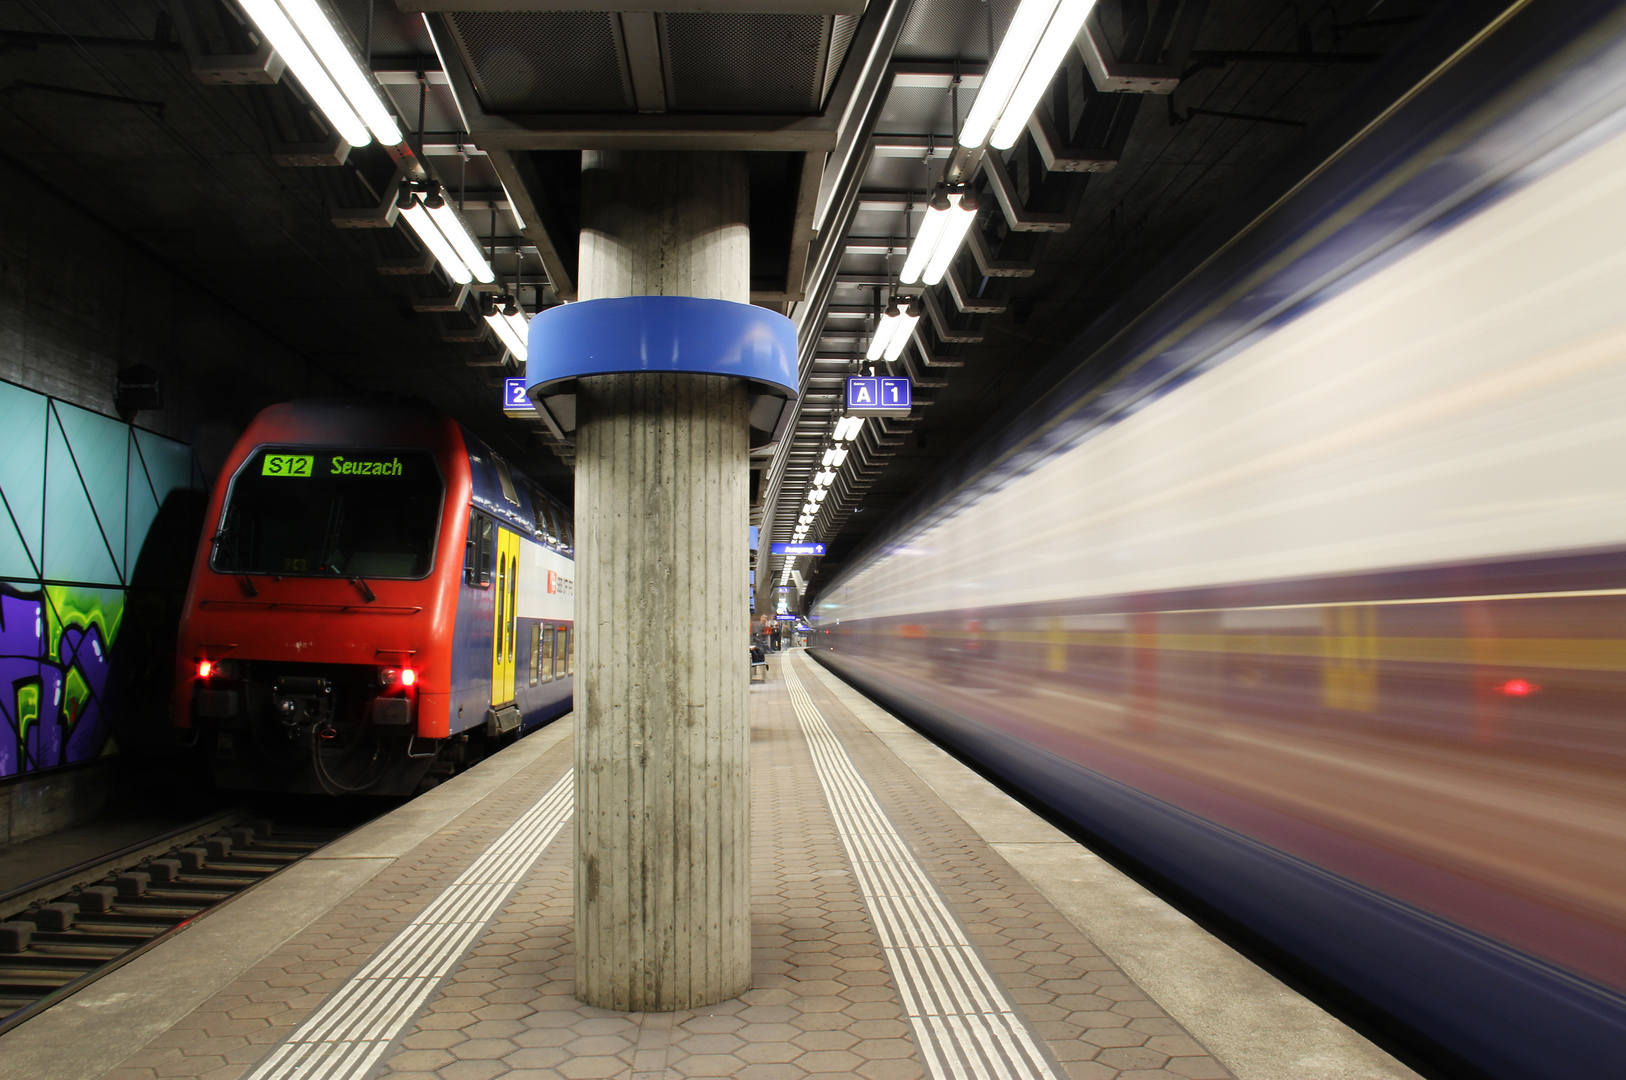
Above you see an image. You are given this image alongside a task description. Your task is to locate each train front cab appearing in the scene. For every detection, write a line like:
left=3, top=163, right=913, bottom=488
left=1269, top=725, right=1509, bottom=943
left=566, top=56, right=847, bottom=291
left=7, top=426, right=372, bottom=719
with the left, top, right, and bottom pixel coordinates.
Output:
left=175, top=404, right=572, bottom=796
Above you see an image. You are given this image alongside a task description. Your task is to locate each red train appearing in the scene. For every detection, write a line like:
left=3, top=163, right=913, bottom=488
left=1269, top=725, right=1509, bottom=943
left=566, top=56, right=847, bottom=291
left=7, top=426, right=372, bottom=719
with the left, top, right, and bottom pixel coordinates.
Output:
left=175, top=400, right=574, bottom=794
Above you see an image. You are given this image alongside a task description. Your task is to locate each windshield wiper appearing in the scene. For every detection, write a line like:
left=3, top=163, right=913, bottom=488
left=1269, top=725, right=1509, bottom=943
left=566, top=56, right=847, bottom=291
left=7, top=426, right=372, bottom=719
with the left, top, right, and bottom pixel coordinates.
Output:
left=349, top=577, right=376, bottom=603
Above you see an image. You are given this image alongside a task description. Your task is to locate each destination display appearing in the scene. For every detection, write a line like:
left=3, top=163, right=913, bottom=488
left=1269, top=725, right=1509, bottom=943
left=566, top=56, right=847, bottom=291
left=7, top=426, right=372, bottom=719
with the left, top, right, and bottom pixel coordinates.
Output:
left=217, top=448, right=444, bottom=579
left=260, top=451, right=414, bottom=479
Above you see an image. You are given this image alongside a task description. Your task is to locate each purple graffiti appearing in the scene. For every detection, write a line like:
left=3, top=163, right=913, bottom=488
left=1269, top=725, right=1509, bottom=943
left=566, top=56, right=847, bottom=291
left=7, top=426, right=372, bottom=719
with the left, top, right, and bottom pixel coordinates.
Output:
left=0, top=586, right=112, bottom=778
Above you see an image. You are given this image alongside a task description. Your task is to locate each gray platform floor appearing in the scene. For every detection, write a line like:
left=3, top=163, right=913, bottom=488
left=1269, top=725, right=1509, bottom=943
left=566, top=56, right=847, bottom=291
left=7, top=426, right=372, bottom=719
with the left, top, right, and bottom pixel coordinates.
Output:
left=0, top=650, right=1416, bottom=1080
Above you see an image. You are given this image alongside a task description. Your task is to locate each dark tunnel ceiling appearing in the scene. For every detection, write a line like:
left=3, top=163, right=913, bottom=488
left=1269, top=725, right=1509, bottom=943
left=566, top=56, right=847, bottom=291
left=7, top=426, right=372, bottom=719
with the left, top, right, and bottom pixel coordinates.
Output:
left=0, top=0, right=1459, bottom=596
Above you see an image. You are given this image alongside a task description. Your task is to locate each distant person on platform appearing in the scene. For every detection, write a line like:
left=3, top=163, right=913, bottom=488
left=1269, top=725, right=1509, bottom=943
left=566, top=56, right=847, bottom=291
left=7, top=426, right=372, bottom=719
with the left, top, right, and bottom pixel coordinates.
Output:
left=772, top=625, right=782, bottom=652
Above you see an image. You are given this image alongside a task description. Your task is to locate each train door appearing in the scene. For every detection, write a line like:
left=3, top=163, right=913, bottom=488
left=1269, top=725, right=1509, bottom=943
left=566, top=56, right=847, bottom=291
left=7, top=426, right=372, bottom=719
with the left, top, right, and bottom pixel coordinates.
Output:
left=491, top=528, right=520, bottom=706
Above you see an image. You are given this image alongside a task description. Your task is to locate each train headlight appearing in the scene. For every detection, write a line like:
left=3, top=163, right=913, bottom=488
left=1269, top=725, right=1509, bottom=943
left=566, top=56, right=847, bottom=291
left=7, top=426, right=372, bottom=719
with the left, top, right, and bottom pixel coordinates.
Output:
left=197, top=659, right=212, bottom=679
left=401, top=668, right=417, bottom=687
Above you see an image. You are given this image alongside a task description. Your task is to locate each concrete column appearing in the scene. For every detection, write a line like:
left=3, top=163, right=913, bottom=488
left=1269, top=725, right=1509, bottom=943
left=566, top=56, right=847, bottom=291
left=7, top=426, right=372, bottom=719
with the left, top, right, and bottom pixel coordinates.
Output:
left=573, top=151, right=753, bottom=1011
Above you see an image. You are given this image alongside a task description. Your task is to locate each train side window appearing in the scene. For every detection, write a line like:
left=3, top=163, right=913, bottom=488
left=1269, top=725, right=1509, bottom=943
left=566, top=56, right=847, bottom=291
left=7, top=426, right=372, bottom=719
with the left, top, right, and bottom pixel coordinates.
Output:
left=529, top=489, right=555, bottom=544
left=494, top=457, right=520, bottom=506
left=565, top=626, right=574, bottom=675
left=554, top=626, right=566, bottom=680
left=465, top=513, right=493, bottom=587
left=529, top=623, right=540, bottom=686
left=540, top=625, right=555, bottom=683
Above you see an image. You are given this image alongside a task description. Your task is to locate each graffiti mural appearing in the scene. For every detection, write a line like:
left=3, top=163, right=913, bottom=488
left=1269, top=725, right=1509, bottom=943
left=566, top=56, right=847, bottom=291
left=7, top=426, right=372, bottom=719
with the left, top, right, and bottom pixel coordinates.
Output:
left=1, top=379, right=207, bottom=781
left=0, top=584, right=122, bottom=777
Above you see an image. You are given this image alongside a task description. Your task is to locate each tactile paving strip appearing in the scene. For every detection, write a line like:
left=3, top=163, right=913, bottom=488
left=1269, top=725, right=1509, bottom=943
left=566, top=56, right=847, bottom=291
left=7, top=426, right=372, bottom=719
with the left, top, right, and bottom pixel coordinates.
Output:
left=785, top=655, right=1067, bottom=1080
left=244, top=774, right=574, bottom=1080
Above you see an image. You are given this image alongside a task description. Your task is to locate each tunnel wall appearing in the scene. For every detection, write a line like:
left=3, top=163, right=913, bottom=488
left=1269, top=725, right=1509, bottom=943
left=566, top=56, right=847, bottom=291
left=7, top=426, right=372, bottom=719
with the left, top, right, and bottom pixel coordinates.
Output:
left=0, top=153, right=333, bottom=844
left=0, top=381, right=205, bottom=843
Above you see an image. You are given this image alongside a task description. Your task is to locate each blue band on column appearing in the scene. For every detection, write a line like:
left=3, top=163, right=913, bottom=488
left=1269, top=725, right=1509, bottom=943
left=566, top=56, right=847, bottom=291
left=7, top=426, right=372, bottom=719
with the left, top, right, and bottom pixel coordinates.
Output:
left=525, top=296, right=798, bottom=402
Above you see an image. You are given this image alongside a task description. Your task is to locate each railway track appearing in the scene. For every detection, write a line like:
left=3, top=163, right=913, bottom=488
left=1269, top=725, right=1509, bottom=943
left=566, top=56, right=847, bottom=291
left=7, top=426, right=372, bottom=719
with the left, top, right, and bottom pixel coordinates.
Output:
left=0, top=811, right=351, bottom=1036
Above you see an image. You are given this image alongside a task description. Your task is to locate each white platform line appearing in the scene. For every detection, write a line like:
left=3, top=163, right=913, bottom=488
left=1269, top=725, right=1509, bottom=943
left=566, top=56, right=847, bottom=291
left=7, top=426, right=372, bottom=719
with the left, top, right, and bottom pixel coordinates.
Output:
left=243, top=771, right=574, bottom=1080
left=783, top=657, right=1065, bottom=1080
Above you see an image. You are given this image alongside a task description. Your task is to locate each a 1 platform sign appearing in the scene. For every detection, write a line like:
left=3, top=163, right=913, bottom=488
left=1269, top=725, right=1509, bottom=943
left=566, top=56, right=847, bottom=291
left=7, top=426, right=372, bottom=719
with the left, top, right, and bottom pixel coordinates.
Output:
left=845, top=376, right=911, bottom=417
left=502, top=377, right=535, bottom=415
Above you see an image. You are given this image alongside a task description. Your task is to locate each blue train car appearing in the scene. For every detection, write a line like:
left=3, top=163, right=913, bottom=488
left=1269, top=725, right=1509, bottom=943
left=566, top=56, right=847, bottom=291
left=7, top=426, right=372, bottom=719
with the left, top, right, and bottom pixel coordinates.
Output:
left=813, top=2, right=1626, bottom=1076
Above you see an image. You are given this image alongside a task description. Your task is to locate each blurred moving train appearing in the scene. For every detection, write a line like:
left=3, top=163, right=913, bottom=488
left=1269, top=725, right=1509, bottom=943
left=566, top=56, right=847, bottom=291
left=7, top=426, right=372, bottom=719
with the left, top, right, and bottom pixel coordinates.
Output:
left=174, top=400, right=573, bottom=795
left=815, top=5, right=1626, bottom=1078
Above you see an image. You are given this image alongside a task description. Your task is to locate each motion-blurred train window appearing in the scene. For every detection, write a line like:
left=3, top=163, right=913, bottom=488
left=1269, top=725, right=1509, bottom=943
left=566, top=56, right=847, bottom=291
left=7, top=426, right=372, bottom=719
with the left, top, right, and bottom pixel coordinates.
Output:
left=213, top=448, right=444, bottom=579
left=565, top=626, right=573, bottom=675
left=540, top=625, right=556, bottom=683
left=536, top=496, right=560, bottom=546
left=529, top=623, right=541, bottom=686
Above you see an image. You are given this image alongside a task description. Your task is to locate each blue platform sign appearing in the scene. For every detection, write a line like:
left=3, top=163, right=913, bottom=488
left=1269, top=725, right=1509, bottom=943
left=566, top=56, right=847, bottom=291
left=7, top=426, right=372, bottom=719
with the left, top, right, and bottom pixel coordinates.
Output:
left=770, top=542, right=826, bottom=556
left=846, top=376, right=911, bottom=417
left=503, top=377, right=534, bottom=413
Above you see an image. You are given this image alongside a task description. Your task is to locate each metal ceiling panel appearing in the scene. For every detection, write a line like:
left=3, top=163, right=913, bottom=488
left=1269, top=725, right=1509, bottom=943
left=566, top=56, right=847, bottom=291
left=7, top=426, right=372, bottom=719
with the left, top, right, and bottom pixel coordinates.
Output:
left=450, top=12, right=634, bottom=112
left=892, top=0, right=1015, bottom=60
left=822, top=14, right=862, bottom=106
left=660, top=13, right=830, bottom=113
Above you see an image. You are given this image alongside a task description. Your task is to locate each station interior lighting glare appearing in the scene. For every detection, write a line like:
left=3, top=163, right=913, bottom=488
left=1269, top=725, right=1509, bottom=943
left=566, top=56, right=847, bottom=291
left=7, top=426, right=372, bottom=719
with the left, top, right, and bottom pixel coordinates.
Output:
left=899, top=189, right=979, bottom=287
left=484, top=298, right=529, bottom=359
left=922, top=192, right=980, bottom=285
left=814, top=470, right=836, bottom=486
left=866, top=299, right=908, bottom=362
left=960, top=0, right=1098, bottom=150
left=822, top=447, right=848, bottom=467
left=399, top=187, right=496, bottom=285
left=834, top=416, right=864, bottom=441
left=874, top=298, right=921, bottom=363
left=423, top=189, right=497, bottom=283
left=240, top=0, right=402, bottom=148
left=810, top=489, right=827, bottom=502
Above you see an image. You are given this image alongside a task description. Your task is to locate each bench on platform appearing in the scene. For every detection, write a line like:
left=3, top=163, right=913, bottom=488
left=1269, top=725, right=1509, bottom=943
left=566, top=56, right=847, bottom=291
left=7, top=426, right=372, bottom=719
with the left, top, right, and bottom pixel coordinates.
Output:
left=750, top=647, right=768, bottom=682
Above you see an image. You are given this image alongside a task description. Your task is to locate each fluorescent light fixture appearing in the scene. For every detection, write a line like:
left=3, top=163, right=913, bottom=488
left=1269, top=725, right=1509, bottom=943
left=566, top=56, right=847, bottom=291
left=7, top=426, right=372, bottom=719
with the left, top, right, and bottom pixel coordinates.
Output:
left=424, top=197, right=496, bottom=283
left=239, top=0, right=369, bottom=147
left=899, top=190, right=952, bottom=285
left=399, top=201, right=472, bottom=284
left=990, top=0, right=1098, bottom=150
left=400, top=189, right=496, bottom=285
left=278, top=0, right=403, bottom=145
left=815, top=470, right=835, bottom=486
left=960, top=0, right=1073, bottom=148
left=810, top=489, right=827, bottom=503
left=834, top=416, right=864, bottom=441
left=823, top=447, right=848, bottom=467
left=922, top=193, right=980, bottom=285
left=484, top=307, right=528, bottom=359
left=866, top=301, right=905, bottom=362
left=883, top=305, right=920, bottom=363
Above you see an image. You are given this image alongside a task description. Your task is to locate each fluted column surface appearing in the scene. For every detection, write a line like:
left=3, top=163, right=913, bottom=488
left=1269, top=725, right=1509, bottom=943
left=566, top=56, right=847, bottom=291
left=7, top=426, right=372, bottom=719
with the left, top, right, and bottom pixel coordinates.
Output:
left=573, top=151, right=753, bottom=1011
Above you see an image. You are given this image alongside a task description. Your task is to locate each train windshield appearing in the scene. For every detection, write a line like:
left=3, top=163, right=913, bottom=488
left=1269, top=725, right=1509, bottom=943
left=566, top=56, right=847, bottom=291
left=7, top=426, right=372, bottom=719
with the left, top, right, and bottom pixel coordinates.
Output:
left=212, top=448, right=444, bottom=579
